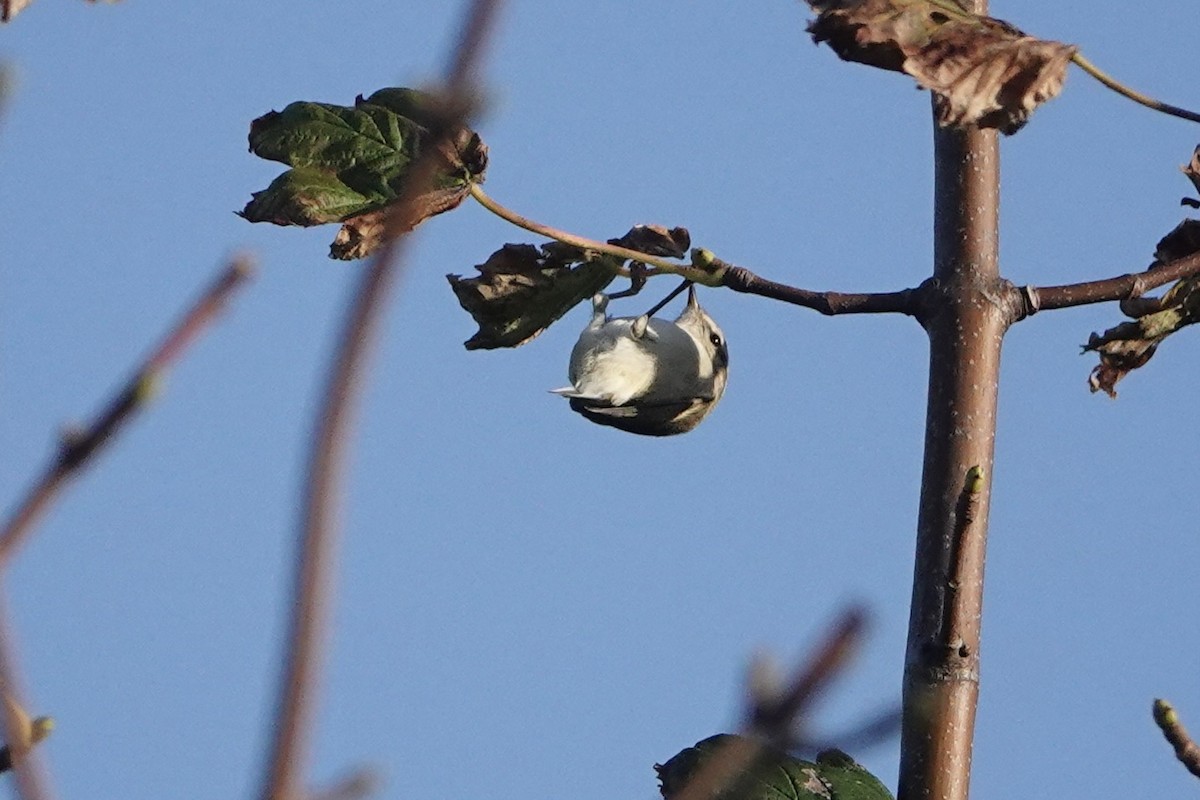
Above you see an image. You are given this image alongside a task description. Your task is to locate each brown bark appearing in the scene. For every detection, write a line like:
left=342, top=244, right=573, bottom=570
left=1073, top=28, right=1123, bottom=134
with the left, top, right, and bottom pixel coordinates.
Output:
left=898, top=79, right=1014, bottom=797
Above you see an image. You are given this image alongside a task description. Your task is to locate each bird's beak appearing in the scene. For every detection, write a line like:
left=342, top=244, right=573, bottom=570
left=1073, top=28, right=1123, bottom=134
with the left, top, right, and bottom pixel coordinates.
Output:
left=686, top=284, right=699, bottom=310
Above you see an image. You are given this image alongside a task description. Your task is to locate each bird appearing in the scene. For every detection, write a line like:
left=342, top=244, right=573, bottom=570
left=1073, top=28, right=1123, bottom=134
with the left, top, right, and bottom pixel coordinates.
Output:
left=550, top=285, right=728, bottom=436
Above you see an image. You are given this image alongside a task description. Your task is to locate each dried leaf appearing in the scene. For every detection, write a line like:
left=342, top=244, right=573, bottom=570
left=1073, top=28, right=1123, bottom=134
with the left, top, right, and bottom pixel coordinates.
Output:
left=609, top=225, right=691, bottom=258
left=447, top=244, right=619, bottom=349
left=1182, top=146, right=1200, bottom=208
left=806, top=0, right=1076, bottom=134
left=1155, top=219, right=1200, bottom=265
left=1085, top=220, right=1200, bottom=397
left=447, top=224, right=695, bottom=349
left=329, top=184, right=470, bottom=260
left=240, top=87, right=488, bottom=258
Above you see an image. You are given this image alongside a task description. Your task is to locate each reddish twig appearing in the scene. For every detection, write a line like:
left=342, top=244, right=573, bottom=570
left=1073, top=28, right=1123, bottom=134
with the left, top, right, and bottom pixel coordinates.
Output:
left=720, top=264, right=917, bottom=316
left=255, top=4, right=502, bottom=800
left=306, top=767, right=382, bottom=800
left=668, top=607, right=891, bottom=800
left=1016, top=250, right=1200, bottom=317
left=747, top=606, right=866, bottom=741
left=0, top=256, right=254, bottom=567
left=1153, top=699, right=1200, bottom=779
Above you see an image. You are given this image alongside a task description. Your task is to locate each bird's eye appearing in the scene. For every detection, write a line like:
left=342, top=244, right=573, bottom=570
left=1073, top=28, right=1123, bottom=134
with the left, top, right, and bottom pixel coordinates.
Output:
left=709, top=332, right=722, bottom=347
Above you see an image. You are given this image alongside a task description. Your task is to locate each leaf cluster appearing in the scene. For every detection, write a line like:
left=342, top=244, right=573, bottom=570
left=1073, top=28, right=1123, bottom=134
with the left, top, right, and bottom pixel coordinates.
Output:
left=240, top=88, right=488, bottom=259
left=1085, top=212, right=1200, bottom=396
left=447, top=225, right=692, bottom=349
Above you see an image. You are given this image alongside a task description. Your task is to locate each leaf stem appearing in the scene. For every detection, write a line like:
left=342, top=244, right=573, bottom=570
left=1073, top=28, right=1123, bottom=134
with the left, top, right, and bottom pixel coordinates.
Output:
left=1072, top=53, right=1200, bottom=124
left=466, top=183, right=721, bottom=284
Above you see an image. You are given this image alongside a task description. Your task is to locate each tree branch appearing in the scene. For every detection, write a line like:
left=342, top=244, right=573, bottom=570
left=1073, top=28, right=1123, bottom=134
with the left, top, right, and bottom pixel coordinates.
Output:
left=0, top=256, right=253, bottom=567
left=1153, top=699, right=1200, bottom=780
left=255, top=4, right=501, bottom=800
left=720, top=265, right=918, bottom=316
left=899, top=82, right=1004, bottom=800
left=1015, top=250, right=1200, bottom=317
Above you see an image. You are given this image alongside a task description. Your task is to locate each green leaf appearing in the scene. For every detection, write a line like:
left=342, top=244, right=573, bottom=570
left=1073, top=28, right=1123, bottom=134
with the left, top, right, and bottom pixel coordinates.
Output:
left=239, top=168, right=377, bottom=226
left=814, top=750, right=895, bottom=800
left=655, top=734, right=894, bottom=800
left=447, top=243, right=620, bottom=349
left=248, top=100, right=422, bottom=175
left=240, top=87, right=489, bottom=259
left=359, top=87, right=447, bottom=128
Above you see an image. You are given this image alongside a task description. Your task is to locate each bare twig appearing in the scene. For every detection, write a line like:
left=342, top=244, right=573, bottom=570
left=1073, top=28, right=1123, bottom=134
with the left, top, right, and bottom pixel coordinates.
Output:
left=1015, top=250, right=1200, bottom=317
left=0, top=256, right=254, bottom=567
left=306, top=766, right=382, bottom=800
left=812, top=707, right=904, bottom=754
left=667, top=607, right=897, bottom=800
left=1153, top=699, right=1200, bottom=779
left=255, top=4, right=502, bottom=800
left=748, top=606, right=866, bottom=743
left=0, top=64, right=12, bottom=127
left=720, top=265, right=918, bottom=316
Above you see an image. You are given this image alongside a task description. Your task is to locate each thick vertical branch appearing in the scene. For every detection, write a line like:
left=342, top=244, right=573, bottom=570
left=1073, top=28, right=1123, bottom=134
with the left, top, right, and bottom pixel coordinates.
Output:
left=899, top=91, right=1011, bottom=800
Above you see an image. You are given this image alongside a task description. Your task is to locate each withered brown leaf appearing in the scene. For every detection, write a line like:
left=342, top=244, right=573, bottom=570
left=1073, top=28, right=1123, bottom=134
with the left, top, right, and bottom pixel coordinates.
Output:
left=1182, top=146, right=1200, bottom=208
left=806, top=0, right=1076, bottom=134
left=329, top=184, right=472, bottom=260
left=447, top=244, right=620, bottom=350
left=1085, top=220, right=1200, bottom=397
left=608, top=225, right=691, bottom=259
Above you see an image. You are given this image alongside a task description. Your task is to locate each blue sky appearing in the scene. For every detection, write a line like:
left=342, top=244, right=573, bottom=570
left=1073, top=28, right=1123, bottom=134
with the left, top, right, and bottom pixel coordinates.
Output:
left=2, top=1, right=1199, bottom=798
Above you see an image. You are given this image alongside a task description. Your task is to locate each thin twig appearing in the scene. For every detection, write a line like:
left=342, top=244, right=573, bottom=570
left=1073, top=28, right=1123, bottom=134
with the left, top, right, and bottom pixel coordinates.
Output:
left=1016, top=250, right=1200, bottom=317
left=0, top=256, right=254, bottom=567
left=469, top=181, right=922, bottom=313
left=668, top=607, right=880, bottom=800
left=306, top=766, right=382, bottom=800
left=255, top=4, right=501, bottom=800
left=0, top=595, right=54, bottom=800
left=1072, top=53, right=1200, bottom=126
left=721, top=265, right=918, bottom=316
left=1153, top=699, right=1200, bottom=779
left=0, top=64, right=12, bottom=128
left=812, top=707, right=904, bottom=754
left=748, top=606, right=866, bottom=741
left=467, top=182, right=716, bottom=282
